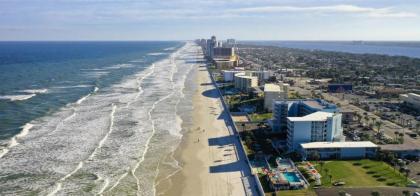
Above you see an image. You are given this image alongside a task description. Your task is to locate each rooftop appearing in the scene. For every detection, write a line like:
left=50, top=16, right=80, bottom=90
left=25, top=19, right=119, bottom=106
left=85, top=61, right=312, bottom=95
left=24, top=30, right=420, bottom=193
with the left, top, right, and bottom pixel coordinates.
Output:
left=235, top=72, right=257, bottom=79
left=301, top=141, right=378, bottom=149
left=288, top=111, right=333, bottom=122
left=302, top=99, right=336, bottom=110
left=264, top=83, right=281, bottom=92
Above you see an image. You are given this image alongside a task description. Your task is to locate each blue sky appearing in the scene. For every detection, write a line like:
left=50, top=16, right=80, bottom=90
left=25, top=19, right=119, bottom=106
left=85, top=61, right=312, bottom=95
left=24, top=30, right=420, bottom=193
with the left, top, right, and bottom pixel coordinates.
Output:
left=1, top=0, right=419, bottom=40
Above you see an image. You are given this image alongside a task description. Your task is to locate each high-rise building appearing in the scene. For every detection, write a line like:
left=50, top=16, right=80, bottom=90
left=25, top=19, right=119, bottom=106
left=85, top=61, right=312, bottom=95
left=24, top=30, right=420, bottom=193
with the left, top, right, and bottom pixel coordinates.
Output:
left=226, top=39, right=236, bottom=47
left=234, top=72, right=258, bottom=91
left=213, top=47, right=235, bottom=58
left=271, top=99, right=343, bottom=151
left=264, top=84, right=288, bottom=112
left=287, top=111, right=343, bottom=151
left=205, top=36, right=217, bottom=59
left=272, top=99, right=339, bottom=133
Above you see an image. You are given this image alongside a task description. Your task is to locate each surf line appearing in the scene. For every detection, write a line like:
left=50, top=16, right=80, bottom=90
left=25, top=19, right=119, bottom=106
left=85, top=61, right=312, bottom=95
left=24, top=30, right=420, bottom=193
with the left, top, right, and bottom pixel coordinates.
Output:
left=0, top=123, right=34, bottom=159
left=47, top=104, right=117, bottom=196
left=102, top=44, right=187, bottom=195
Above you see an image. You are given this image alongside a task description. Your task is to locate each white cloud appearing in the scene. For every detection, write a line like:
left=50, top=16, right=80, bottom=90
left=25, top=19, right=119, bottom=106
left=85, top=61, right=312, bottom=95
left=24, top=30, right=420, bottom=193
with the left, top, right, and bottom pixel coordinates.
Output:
left=230, top=4, right=417, bottom=18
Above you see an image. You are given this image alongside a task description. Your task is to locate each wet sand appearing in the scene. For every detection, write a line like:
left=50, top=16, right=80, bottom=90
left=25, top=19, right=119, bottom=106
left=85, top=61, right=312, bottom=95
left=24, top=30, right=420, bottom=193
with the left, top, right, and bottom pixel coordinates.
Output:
left=156, top=44, right=246, bottom=196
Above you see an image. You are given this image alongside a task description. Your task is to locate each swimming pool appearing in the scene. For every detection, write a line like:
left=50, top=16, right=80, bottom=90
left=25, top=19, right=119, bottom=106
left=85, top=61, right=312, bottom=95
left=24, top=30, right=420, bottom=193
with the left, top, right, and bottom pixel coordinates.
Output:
left=283, top=172, right=301, bottom=183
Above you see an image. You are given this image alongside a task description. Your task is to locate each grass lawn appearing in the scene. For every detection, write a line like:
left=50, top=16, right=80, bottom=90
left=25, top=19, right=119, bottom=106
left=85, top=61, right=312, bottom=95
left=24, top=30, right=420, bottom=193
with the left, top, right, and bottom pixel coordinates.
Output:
left=250, top=113, right=273, bottom=122
left=314, top=159, right=410, bottom=187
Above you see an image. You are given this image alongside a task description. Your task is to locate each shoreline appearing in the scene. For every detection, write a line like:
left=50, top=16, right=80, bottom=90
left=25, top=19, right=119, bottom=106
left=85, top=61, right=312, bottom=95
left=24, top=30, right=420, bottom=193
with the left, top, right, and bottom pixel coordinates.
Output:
left=156, top=43, right=247, bottom=196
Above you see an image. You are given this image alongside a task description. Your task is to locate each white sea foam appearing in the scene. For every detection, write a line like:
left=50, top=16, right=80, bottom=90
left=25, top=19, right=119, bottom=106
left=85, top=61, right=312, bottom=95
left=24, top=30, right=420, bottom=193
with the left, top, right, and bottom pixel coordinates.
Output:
left=18, top=89, right=48, bottom=94
left=0, top=89, right=48, bottom=101
left=147, top=52, right=166, bottom=56
left=0, top=123, right=34, bottom=158
left=76, top=87, right=98, bottom=105
left=0, top=42, right=198, bottom=195
left=52, top=85, right=93, bottom=89
left=164, top=47, right=176, bottom=51
left=105, top=63, right=134, bottom=70
left=0, top=94, right=36, bottom=101
left=129, top=59, right=144, bottom=63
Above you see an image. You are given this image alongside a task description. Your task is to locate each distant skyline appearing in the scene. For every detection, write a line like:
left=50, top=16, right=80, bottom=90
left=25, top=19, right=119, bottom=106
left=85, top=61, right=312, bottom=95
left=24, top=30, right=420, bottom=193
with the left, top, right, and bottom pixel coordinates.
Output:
left=1, top=0, right=420, bottom=41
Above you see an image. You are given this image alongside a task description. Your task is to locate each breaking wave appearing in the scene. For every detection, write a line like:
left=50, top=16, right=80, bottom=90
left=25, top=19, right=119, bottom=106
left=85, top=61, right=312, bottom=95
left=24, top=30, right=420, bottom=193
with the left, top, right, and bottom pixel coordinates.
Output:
left=0, top=42, right=198, bottom=196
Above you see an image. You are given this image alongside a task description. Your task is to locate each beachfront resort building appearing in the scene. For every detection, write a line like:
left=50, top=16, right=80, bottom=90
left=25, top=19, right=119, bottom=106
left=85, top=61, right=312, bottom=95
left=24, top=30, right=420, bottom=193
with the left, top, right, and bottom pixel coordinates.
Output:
left=270, top=99, right=343, bottom=151
left=223, top=70, right=272, bottom=83
left=264, top=83, right=288, bottom=112
left=300, top=141, right=378, bottom=160
left=271, top=99, right=339, bottom=133
left=287, top=111, right=344, bottom=151
left=400, top=93, right=420, bottom=112
left=234, top=72, right=258, bottom=91
left=211, top=43, right=239, bottom=68
left=206, top=36, right=217, bottom=59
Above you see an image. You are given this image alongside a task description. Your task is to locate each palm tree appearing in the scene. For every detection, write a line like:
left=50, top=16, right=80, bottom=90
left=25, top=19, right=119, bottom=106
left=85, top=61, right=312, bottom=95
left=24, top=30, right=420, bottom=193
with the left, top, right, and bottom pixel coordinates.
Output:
left=372, top=118, right=377, bottom=127
left=394, top=131, right=399, bottom=142
left=371, top=191, right=380, bottom=196
left=375, top=120, right=383, bottom=134
left=404, top=169, right=410, bottom=181
left=402, top=190, right=410, bottom=196
left=364, top=115, right=370, bottom=126
left=355, top=113, right=362, bottom=124
left=399, top=133, right=404, bottom=144
left=339, top=191, right=347, bottom=196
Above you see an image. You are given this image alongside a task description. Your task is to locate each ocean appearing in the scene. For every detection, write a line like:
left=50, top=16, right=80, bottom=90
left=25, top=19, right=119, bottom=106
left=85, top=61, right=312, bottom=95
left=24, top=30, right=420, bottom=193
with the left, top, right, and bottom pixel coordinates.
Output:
left=0, top=41, right=198, bottom=195
left=240, top=41, right=420, bottom=59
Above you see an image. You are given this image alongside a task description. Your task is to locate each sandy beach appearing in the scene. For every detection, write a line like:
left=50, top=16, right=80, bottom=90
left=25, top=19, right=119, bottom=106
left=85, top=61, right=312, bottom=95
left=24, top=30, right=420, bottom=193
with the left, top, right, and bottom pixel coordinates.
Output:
left=156, top=44, right=248, bottom=196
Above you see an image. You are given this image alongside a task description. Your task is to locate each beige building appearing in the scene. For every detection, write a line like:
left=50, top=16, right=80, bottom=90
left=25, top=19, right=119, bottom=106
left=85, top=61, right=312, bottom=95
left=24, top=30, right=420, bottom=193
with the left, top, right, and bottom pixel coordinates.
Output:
left=264, top=83, right=288, bottom=111
left=234, top=73, right=258, bottom=91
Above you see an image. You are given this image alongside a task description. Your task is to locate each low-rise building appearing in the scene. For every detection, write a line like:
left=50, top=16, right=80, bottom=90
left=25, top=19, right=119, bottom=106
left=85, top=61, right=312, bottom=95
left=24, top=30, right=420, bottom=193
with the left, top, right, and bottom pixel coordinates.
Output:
left=300, top=141, right=378, bottom=160
left=327, top=84, right=353, bottom=93
left=234, top=73, right=258, bottom=91
left=400, top=93, right=420, bottom=112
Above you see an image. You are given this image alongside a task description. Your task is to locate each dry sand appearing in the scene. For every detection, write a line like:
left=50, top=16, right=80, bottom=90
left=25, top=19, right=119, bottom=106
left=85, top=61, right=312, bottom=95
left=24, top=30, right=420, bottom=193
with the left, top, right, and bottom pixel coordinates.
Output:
left=156, top=45, right=247, bottom=196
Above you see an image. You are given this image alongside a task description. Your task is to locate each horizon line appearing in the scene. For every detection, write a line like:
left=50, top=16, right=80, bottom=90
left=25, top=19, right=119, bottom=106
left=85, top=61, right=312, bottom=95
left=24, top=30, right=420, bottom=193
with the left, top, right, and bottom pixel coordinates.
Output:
left=1, top=39, right=420, bottom=42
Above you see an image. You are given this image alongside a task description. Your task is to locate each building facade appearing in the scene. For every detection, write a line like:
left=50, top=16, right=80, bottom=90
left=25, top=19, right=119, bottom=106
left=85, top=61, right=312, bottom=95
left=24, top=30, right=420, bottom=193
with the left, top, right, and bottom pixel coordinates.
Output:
left=400, top=93, right=420, bottom=112
left=300, top=141, right=378, bottom=160
left=287, top=112, right=344, bottom=151
left=272, top=99, right=339, bottom=132
left=264, top=83, right=288, bottom=112
left=234, top=73, right=258, bottom=91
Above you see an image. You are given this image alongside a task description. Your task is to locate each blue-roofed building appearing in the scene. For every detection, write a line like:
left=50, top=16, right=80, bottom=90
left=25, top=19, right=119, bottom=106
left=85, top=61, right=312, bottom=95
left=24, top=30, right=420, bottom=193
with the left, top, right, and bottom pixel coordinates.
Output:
left=328, top=84, right=353, bottom=93
left=271, top=99, right=339, bottom=132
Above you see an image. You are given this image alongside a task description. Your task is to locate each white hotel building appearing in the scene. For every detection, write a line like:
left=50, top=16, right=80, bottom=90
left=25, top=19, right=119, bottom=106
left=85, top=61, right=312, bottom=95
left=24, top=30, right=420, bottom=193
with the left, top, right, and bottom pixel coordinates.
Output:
left=287, top=111, right=344, bottom=151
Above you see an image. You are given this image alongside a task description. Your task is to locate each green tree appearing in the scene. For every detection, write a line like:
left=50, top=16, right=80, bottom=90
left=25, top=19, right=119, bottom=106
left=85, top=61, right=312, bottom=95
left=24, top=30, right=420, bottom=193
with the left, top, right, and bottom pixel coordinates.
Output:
left=375, top=120, right=383, bottom=134
left=399, top=133, right=404, bottom=144
left=402, top=190, right=410, bottom=196
left=394, top=131, right=399, bottom=142
left=404, top=169, right=410, bottom=181
left=371, top=191, right=380, bottom=196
